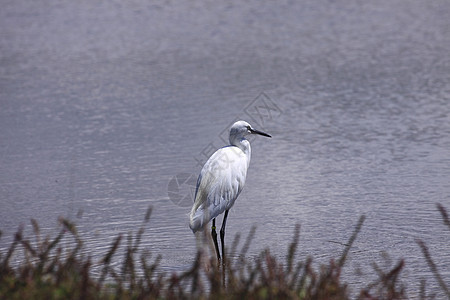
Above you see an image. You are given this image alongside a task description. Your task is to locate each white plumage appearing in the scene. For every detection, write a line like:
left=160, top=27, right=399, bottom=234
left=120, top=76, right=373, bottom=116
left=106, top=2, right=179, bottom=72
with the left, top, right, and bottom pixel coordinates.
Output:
left=189, top=145, right=249, bottom=232
left=188, top=120, right=271, bottom=261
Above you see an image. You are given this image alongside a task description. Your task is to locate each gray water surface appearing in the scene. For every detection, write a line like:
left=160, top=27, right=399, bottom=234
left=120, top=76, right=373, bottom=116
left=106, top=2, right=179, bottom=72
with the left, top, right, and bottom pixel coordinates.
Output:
left=1, top=1, right=449, bottom=297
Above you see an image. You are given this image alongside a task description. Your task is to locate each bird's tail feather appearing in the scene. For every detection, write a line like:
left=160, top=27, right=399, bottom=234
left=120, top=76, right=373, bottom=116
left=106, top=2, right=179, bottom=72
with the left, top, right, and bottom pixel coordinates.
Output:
left=190, top=200, right=228, bottom=233
left=189, top=209, right=206, bottom=233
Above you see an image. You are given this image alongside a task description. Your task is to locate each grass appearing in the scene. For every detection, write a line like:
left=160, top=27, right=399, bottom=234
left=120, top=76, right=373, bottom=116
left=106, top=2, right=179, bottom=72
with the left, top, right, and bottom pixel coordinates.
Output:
left=0, top=204, right=449, bottom=299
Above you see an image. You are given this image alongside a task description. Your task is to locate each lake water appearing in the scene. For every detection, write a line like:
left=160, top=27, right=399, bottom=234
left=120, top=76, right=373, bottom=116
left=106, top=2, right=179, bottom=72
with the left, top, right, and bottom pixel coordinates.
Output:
left=1, top=0, right=449, bottom=297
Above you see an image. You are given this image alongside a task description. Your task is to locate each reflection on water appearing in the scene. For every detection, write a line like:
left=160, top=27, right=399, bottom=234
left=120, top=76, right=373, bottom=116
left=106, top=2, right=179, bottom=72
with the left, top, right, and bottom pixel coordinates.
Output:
left=1, top=0, right=449, bottom=296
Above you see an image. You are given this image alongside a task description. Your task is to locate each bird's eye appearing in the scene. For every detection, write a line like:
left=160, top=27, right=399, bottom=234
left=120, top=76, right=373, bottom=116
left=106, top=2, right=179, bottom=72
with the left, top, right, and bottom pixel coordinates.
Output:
left=246, top=125, right=251, bottom=130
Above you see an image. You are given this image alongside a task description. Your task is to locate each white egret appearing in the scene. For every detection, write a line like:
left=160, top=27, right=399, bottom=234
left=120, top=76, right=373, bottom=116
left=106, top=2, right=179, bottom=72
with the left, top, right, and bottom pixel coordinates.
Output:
left=189, top=120, right=271, bottom=261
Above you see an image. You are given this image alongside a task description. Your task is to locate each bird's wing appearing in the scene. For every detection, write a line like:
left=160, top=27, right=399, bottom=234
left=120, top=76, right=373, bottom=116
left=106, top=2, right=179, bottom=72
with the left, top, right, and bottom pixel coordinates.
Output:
left=189, top=146, right=248, bottom=232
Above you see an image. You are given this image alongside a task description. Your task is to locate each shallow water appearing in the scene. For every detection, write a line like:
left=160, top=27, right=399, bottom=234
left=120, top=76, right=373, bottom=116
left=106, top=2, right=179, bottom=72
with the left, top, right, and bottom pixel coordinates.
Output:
left=1, top=0, right=449, bottom=297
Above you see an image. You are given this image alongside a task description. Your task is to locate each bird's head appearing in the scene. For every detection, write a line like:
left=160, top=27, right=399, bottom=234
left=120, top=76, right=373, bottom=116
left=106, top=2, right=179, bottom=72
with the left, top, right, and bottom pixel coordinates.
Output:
left=229, top=120, right=271, bottom=145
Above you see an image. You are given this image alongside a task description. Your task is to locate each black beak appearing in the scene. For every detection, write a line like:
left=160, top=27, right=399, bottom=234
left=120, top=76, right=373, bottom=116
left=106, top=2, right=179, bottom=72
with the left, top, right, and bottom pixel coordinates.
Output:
left=250, top=128, right=272, bottom=138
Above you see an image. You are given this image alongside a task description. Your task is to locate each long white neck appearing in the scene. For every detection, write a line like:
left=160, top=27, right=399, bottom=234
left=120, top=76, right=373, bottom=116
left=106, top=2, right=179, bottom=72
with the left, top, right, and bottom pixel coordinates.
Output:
left=240, top=138, right=251, bottom=156
left=231, top=137, right=251, bottom=166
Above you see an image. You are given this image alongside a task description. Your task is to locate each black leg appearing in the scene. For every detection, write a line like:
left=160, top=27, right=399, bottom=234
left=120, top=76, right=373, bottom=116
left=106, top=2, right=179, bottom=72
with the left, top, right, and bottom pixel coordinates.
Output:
left=211, top=218, right=221, bottom=261
left=220, top=210, right=229, bottom=263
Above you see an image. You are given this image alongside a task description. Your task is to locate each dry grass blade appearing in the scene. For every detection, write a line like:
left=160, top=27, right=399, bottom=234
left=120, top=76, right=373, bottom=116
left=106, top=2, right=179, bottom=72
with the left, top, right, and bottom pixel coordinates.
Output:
left=19, top=239, right=37, bottom=257
left=239, top=225, right=256, bottom=259
left=31, top=219, right=40, bottom=246
left=144, top=206, right=153, bottom=222
left=286, top=223, right=300, bottom=274
left=1, top=207, right=449, bottom=299
left=416, top=239, right=450, bottom=298
left=1, top=226, right=23, bottom=271
left=437, top=203, right=450, bottom=231
left=98, top=234, right=122, bottom=287
left=338, top=215, right=365, bottom=268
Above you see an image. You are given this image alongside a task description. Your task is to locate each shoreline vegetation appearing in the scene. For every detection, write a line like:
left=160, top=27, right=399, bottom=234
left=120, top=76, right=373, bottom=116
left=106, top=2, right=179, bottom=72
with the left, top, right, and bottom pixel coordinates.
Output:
left=1, top=204, right=448, bottom=299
